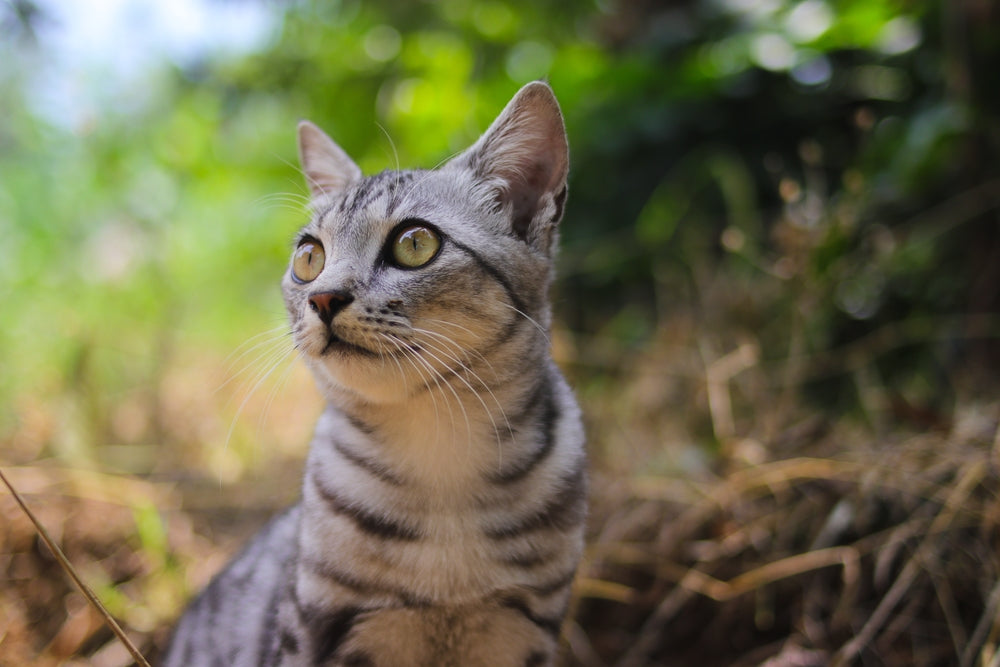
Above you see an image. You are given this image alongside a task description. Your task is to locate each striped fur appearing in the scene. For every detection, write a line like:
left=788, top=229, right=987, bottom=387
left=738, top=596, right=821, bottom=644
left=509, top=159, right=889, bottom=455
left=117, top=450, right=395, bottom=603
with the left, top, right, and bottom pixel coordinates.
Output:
left=164, top=82, right=586, bottom=667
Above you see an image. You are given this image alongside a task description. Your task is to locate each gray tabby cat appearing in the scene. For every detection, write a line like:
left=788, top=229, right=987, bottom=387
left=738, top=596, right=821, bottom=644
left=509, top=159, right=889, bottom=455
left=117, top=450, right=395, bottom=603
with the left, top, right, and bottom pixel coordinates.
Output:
left=163, top=81, right=586, bottom=667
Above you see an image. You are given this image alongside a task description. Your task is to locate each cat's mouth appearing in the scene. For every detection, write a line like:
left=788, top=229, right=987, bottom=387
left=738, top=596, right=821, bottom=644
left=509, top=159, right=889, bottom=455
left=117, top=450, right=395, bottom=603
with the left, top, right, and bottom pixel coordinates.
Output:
left=319, top=331, right=377, bottom=358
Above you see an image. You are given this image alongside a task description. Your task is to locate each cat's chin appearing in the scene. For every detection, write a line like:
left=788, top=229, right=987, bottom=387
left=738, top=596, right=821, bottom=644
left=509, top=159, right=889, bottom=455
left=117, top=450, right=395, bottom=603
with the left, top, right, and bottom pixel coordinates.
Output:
left=304, top=353, right=417, bottom=405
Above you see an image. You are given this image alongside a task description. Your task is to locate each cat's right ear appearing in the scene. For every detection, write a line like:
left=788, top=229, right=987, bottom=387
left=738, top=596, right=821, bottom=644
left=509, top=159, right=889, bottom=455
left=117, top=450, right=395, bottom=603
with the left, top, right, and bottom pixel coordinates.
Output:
left=448, top=82, right=569, bottom=256
left=297, top=120, right=362, bottom=200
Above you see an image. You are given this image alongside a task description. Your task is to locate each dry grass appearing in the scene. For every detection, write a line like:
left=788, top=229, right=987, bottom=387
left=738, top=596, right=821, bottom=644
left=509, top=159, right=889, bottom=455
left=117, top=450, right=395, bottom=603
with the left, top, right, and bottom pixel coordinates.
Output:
left=570, top=428, right=1000, bottom=666
left=560, top=309, right=1000, bottom=666
left=2, top=319, right=999, bottom=666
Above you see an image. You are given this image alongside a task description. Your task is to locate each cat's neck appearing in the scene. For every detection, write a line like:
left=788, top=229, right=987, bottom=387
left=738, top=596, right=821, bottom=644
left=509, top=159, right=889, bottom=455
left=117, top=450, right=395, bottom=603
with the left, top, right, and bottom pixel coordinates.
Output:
left=313, top=339, right=552, bottom=493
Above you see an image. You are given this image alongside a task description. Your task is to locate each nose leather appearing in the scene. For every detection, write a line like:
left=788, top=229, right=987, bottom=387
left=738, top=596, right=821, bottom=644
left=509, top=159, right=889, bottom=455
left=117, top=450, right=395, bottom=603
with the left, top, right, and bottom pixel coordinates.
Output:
left=308, top=290, right=354, bottom=326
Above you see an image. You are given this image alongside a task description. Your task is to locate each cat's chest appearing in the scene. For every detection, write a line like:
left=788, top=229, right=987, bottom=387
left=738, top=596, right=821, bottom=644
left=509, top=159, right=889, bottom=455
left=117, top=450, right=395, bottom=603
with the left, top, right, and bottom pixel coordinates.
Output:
left=306, top=604, right=559, bottom=667
left=299, top=473, right=527, bottom=601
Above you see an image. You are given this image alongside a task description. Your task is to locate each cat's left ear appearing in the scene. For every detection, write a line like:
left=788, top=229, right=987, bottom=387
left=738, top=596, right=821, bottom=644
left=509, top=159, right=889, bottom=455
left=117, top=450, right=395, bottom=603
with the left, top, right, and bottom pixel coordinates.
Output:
left=298, top=120, right=363, bottom=200
left=452, top=82, right=569, bottom=255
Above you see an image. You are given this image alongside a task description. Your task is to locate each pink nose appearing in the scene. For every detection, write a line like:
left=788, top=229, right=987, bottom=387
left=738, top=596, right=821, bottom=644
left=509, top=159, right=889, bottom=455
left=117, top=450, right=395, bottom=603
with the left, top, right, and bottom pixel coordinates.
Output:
left=308, top=290, right=354, bottom=325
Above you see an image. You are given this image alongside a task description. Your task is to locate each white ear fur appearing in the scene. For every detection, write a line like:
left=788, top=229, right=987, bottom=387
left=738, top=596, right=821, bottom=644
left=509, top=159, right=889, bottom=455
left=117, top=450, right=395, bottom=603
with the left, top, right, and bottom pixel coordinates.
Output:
left=297, top=120, right=363, bottom=199
left=451, top=82, right=569, bottom=252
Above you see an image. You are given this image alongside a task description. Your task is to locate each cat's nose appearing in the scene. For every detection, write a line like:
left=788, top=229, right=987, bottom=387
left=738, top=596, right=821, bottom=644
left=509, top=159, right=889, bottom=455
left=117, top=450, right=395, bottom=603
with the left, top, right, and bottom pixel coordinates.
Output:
left=308, top=290, right=354, bottom=326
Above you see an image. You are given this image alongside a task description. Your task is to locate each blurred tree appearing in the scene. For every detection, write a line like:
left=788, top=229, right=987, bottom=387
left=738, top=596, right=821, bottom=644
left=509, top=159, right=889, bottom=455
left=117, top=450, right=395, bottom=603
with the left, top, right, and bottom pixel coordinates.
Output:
left=1, top=0, right=998, bottom=457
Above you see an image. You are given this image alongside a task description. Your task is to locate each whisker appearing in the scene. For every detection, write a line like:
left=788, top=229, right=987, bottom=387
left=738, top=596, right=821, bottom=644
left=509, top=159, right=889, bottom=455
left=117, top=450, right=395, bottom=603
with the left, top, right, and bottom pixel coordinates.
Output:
left=412, top=335, right=513, bottom=450
left=404, top=336, right=509, bottom=469
left=398, top=146, right=467, bottom=202
left=386, top=332, right=471, bottom=444
left=429, top=147, right=466, bottom=172
left=253, top=193, right=312, bottom=213
left=413, top=317, right=478, bottom=338
left=377, top=333, right=447, bottom=442
left=222, top=324, right=290, bottom=365
left=269, top=152, right=321, bottom=208
left=410, top=324, right=502, bottom=386
left=500, top=303, right=550, bottom=342
left=255, top=350, right=302, bottom=436
left=222, top=341, right=296, bottom=455
left=375, top=122, right=400, bottom=174
left=217, top=326, right=292, bottom=394
left=257, top=190, right=310, bottom=205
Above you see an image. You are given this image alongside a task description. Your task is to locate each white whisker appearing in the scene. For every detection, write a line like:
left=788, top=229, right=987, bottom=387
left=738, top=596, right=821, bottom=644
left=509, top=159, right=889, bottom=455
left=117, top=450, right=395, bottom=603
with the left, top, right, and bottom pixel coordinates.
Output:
left=222, top=340, right=296, bottom=454
left=375, top=122, right=400, bottom=174
left=217, top=326, right=292, bottom=394
left=500, top=303, right=550, bottom=342
left=377, top=333, right=445, bottom=442
left=253, top=192, right=311, bottom=215
left=411, top=335, right=513, bottom=454
left=386, top=332, right=472, bottom=445
left=410, top=324, right=502, bottom=386
left=254, top=350, right=302, bottom=436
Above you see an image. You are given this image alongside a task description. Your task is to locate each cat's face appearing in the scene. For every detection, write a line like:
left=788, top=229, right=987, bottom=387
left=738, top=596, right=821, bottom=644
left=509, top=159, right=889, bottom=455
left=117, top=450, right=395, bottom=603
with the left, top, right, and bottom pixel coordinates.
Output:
left=283, top=82, right=569, bottom=404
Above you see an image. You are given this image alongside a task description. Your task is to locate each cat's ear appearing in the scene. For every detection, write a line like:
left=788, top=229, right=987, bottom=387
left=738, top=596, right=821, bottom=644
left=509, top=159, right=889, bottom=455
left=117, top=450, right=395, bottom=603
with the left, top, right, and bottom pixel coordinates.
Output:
left=452, top=81, right=569, bottom=254
left=297, top=120, right=363, bottom=199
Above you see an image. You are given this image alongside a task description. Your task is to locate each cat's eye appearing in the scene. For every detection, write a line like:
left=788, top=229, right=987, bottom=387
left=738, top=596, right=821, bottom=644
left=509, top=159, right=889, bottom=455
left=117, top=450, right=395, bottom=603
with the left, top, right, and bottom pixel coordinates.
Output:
left=292, top=239, right=325, bottom=283
left=390, top=225, right=441, bottom=269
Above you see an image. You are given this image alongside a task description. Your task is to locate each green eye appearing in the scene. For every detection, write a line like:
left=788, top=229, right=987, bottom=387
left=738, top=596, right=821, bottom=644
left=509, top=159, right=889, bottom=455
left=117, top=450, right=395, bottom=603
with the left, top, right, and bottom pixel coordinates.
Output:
left=292, top=239, right=325, bottom=283
left=391, top=225, right=441, bottom=268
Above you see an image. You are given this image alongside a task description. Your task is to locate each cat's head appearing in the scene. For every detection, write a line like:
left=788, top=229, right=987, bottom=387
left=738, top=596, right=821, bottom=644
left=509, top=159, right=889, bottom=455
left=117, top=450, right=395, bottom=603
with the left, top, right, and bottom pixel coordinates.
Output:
left=283, top=82, right=569, bottom=404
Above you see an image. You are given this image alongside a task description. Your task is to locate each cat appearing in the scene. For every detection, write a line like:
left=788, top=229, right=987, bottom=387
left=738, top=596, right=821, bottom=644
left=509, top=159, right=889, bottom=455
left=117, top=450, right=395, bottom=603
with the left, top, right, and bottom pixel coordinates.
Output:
left=163, top=81, right=587, bottom=667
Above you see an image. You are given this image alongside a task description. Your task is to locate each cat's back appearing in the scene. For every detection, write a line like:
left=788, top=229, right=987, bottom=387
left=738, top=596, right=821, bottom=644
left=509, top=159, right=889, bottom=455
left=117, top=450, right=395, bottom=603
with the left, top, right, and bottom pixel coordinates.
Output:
left=163, top=505, right=301, bottom=667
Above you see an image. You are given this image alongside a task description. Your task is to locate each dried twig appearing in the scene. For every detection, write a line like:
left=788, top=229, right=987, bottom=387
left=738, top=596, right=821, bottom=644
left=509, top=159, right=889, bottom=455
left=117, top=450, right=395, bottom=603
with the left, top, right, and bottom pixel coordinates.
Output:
left=961, top=579, right=1000, bottom=667
left=0, top=466, right=152, bottom=667
left=831, top=461, right=987, bottom=666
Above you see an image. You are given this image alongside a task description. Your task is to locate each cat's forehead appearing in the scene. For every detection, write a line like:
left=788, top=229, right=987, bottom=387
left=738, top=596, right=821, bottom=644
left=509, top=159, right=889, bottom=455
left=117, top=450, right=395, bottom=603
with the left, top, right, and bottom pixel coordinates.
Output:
left=307, top=167, right=480, bottom=244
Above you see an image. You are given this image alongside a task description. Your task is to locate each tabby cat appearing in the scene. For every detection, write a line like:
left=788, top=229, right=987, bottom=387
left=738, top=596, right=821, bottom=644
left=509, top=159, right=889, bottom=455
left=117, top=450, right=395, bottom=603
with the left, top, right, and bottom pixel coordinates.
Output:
left=163, top=81, right=587, bottom=667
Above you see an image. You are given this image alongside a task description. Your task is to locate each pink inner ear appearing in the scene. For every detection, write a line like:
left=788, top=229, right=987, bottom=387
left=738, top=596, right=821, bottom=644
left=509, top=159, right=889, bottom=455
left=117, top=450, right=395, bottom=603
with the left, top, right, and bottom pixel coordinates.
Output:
left=459, top=83, right=569, bottom=245
left=298, top=120, right=362, bottom=199
left=507, top=159, right=559, bottom=241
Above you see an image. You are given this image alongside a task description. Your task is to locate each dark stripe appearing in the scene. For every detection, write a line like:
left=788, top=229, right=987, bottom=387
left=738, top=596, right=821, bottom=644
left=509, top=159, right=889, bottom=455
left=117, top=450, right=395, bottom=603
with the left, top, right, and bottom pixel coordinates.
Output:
left=484, top=461, right=587, bottom=540
left=205, top=575, right=225, bottom=617
left=334, top=439, right=405, bottom=487
left=256, top=573, right=285, bottom=663
left=488, top=379, right=558, bottom=485
left=303, top=606, right=363, bottom=663
left=384, top=171, right=418, bottom=217
left=342, top=650, right=376, bottom=666
left=173, top=614, right=199, bottom=666
left=279, top=628, right=299, bottom=655
left=338, top=188, right=355, bottom=214
left=304, top=555, right=373, bottom=597
left=459, top=313, right=545, bottom=402
left=303, top=555, right=433, bottom=607
left=448, top=237, right=532, bottom=317
left=287, top=566, right=304, bottom=608
left=497, top=548, right=554, bottom=569
left=345, top=170, right=400, bottom=216
left=313, top=201, right=340, bottom=230
left=529, top=567, right=579, bottom=597
left=343, top=409, right=377, bottom=435
left=525, top=650, right=548, bottom=667
left=312, top=472, right=422, bottom=540
left=497, top=594, right=563, bottom=638
left=551, top=185, right=567, bottom=224
left=339, top=177, right=370, bottom=215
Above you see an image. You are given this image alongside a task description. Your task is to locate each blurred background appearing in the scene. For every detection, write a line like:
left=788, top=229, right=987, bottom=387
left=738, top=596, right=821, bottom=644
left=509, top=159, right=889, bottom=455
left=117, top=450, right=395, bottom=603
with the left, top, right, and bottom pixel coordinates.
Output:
left=2, top=0, right=999, bottom=665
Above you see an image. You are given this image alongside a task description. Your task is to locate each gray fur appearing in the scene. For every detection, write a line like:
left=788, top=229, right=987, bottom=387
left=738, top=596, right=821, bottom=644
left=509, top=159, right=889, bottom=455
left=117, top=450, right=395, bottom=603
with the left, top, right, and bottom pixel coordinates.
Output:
left=164, top=81, right=585, bottom=667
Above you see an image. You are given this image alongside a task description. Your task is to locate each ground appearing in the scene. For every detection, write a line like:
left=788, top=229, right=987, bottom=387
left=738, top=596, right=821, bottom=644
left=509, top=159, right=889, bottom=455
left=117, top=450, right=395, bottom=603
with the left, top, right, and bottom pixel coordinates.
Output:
left=2, top=331, right=999, bottom=666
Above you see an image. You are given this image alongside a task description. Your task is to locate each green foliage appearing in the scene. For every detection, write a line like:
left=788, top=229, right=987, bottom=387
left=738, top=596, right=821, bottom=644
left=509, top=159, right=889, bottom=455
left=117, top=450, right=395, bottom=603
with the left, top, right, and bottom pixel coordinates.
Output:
left=1, top=0, right=998, bottom=462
